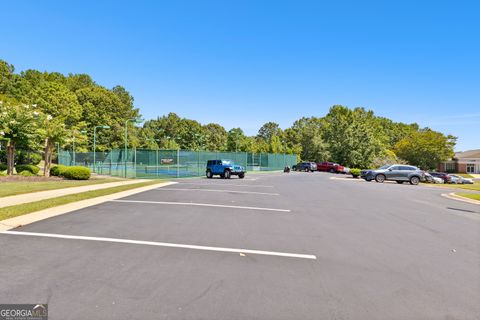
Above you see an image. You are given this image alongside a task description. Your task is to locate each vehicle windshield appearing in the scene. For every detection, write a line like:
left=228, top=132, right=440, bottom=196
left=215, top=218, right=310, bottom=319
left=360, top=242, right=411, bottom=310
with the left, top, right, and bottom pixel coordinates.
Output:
left=379, top=165, right=391, bottom=169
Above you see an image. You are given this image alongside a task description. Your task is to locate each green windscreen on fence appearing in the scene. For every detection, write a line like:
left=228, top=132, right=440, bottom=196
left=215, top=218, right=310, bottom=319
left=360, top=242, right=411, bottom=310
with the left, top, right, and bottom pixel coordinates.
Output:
left=59, top=149, right=297, bottom=179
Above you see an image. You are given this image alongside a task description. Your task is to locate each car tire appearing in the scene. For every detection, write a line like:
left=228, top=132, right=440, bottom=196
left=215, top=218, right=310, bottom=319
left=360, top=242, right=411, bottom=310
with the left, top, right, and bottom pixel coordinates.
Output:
left=329, top=168, right=335, bottom=173
left=206, top=170, right=213, bottom=179
left=238, top=173, right=245, bottom=179
left=304, top=168, right=309, bottom=172
left=409, top=176, right=420, bottom=185
left=224, top=170, right=231, bottom=179
left=375, top=174, right=386, bottom=183
left=220, top=173, right=225, bottom=179
left=396, top=181, right=404, bottom=184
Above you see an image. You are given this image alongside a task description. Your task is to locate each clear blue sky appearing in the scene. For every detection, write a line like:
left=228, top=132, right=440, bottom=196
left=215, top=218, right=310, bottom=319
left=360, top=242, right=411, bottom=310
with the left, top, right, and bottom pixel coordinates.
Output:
left=1, top=0, right=479, bottom=151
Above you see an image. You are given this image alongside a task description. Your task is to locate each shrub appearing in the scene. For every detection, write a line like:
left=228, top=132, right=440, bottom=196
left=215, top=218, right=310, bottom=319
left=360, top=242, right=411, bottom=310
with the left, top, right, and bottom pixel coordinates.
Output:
left=16, top=151, right=42, bottom=165
left=19, top=170, right=35, bottom=177
left=0, top=171, right=6, bottom=177
left=63, top=166, right=91, bottom=180
left=15, top=164, right=40, bottom=175
left=50, top=165, right=68, bottom=177
left=0, top=163, right=7, bottom=171
left=350, top=168, right=361, bottom=178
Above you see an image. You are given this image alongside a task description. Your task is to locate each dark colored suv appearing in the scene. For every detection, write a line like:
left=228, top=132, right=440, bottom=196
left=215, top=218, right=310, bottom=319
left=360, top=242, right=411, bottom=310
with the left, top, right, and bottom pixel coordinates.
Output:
left=206, top=160, right=245, bottom=179
left=293, top=162, right=317, bottom=172
left=362, top=164, right=426, bottom=185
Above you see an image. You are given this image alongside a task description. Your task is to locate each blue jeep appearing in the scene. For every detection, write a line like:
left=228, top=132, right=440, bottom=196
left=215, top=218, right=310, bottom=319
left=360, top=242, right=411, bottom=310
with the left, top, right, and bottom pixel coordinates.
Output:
left=206, top=160, right=245, bottom=179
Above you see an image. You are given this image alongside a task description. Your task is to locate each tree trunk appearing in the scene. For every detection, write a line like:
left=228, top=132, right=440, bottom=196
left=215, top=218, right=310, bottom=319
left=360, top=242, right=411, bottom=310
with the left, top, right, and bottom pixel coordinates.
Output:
left=43, top=139, right=53, bottom=177
left=6, top=142, right=15, bottom=176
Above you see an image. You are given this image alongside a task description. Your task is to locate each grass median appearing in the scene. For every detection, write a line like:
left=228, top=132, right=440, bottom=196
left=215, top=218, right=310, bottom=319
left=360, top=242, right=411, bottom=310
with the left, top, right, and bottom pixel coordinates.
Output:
left=456, top=193, right=480, bottom=201
left=0, top=180, right=162, bottom=221
left=0, top=177, right=127, bottom=197
left=428, top=182, right=480, bottom=192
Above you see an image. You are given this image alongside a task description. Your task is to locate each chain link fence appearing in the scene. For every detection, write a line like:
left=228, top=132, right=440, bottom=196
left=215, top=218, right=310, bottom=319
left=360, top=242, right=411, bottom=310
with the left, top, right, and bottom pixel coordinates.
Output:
left=59, top=149, right=297, bottom=178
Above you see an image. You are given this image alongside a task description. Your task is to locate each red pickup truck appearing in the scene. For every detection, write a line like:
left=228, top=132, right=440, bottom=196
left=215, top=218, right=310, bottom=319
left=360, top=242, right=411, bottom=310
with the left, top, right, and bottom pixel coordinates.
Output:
left=316, top=162, right=345, bottom=173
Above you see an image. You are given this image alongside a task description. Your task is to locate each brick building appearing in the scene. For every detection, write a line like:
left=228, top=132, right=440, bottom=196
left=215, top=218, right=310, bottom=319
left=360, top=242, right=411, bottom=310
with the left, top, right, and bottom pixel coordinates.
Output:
left=438, top=149, right=480, bottom=173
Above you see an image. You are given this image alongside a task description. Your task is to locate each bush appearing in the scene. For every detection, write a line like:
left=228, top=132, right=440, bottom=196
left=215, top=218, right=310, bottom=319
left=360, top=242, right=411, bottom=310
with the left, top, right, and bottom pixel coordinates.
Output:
left=0, top=163, right=7, bottom=171
left=350, top=168, right=361, bottom=178
left=16, top=151, right=42, bottom=165
left=50, top=165, right=68, bottom=177
left=19, top=170, right=35, bottom=177
left=63, top=166, right=91, bottom=180
left=15, top=164, right=40, bottom=175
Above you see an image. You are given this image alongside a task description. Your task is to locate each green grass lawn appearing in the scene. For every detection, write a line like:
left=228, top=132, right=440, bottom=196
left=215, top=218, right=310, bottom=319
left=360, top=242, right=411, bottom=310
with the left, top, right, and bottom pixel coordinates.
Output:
left=0, top=177, right=127, bottom=197
left=0, top=180, right=162, bottom=221
left=456, top=193, right=480, bottom=201
left=429, top=182, right=480, bottom=191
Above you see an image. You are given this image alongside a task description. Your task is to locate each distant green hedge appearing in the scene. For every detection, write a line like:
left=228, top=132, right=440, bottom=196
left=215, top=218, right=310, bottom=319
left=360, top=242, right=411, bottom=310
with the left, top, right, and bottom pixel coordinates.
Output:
left=0, top=163, right=7, bottom=171
left=50, top=165, right=68, bottom=177
left=63, top=166, right=91, bottom=180
left=15, top=164, right=40, bottom=175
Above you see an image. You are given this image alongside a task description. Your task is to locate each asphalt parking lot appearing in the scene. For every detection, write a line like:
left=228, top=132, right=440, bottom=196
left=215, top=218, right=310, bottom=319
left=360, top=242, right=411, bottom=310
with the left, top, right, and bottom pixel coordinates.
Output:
left=1, top=172, right=479, bottom=319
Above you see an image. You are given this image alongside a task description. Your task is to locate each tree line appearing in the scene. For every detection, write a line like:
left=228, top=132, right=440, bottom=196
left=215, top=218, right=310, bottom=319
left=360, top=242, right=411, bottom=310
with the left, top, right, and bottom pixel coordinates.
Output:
left=0, top=58, right=456, bottom=176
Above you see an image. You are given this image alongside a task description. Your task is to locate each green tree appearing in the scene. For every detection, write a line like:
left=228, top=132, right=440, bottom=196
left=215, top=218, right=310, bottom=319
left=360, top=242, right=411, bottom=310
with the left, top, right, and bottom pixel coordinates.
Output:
left=75, top=86, right=140, bottom=150
left=289, top=116, right=327, bottom=161
left=226, top=128, right=246, bottom=152
left=257, top=122, right=282, bottom=141
left=323, top=106, right=384, bottom=168
left=203, top=123, right=227, bottom=151
left=394, top=129, right=456, bottom=170
left=28, top=81, right=83, bottom=175
left=0, top=99, right=42, bottom=175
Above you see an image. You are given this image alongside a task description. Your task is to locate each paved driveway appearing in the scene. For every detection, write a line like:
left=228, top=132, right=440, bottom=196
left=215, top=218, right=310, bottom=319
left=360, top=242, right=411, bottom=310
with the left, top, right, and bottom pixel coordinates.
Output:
left=1, top=172, right=479, bottom=319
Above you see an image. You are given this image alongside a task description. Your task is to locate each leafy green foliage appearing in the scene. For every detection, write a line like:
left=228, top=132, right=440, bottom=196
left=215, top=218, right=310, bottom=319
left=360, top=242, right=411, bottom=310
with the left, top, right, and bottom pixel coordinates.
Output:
left=15, top=164, right=40, bottom=174
left=50, top=165, right=68, bottom=177
left=394, top=130, right=456, bottom=170
left=63, top=166, right=91, bottom=180
left=0, top=163, right=7, bottom=171
left=350, top=168, right=361, bottom=178
left=16, top=151, right=42, bottom=165
left=19, top=170, right=35, bottom=177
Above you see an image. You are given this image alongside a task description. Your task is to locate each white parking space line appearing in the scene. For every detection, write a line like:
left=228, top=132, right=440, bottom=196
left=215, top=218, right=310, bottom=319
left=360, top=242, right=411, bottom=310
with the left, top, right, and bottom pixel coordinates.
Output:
left=155, top=188, right=279, bottom=196
left=110, top=199, right=291, bottom=212
left=178, top=182, right=274, bottom=188
left=2, top=231, right=316, bottom=260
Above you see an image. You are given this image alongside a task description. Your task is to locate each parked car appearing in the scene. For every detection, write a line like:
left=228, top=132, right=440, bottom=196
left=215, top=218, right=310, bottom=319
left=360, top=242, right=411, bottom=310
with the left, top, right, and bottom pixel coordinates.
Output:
left=449, top=174, right=474, bottom=184
left=429, top=172, right=452, bottom=183
left=206, top=160, right=245, bottom=179
left=362, top=164, right=426, bottom=185
left=293, top=162, right=317, bottom=172
left=424, top=172, right=444, bottom=184
left=316, top=162, right=345, bottom=173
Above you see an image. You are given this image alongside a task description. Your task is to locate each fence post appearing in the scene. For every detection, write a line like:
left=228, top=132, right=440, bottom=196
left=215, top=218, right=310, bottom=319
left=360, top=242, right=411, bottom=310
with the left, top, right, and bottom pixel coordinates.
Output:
left=197, top=150, right=200, bottom=176
left=176, top=149, right=180, bottom=178
left=156, top=149, right=159, bottom=177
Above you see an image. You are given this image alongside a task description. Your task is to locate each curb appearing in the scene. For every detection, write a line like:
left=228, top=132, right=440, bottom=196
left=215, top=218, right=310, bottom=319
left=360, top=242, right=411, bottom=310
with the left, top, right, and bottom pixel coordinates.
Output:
left=441, top=192, right=480, bottom=205
left=0, top=181, right=177, bottom=232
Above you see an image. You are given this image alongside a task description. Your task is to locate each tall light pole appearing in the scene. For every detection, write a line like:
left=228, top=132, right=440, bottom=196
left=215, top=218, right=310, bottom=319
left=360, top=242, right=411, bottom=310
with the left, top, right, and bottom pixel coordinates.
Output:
left=93, top=125, right=110, bottom=173
left=124, top=117, right=144, bottom=177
